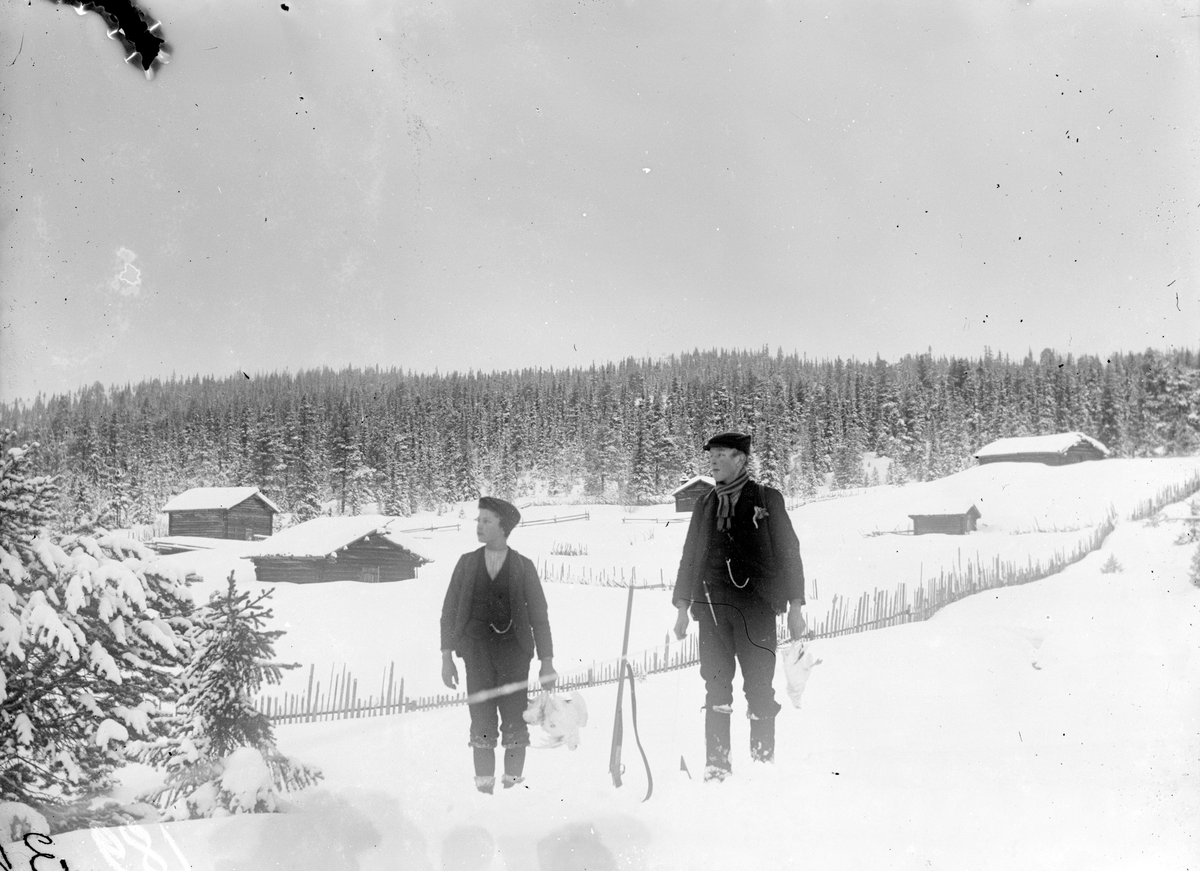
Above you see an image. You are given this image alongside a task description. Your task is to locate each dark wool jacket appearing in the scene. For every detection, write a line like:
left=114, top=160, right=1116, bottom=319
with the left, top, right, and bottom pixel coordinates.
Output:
left=440, top=547, right=554, bottom=660
left=671, top=480, right=805, bottom=615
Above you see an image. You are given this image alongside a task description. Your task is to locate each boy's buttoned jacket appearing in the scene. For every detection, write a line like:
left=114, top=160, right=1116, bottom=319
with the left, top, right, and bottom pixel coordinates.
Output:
left=441, top=546, right=554, bottom=660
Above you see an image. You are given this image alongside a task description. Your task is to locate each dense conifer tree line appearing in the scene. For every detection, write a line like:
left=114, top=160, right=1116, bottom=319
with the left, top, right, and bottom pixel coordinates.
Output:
left=1, top=346, right=1196, bottom=524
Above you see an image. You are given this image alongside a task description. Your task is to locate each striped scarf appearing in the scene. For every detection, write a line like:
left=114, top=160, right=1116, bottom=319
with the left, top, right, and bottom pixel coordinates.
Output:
left=713, top=467, right=751, bottom=532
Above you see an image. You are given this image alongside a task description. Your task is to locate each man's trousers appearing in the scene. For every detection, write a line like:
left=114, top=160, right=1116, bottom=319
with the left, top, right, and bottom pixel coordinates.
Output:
left=695, top=586, right=782, bottom=772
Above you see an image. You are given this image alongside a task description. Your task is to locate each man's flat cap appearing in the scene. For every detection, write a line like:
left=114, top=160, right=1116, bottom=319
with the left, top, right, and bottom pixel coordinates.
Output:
left=703, top=432, right=752, bottom=454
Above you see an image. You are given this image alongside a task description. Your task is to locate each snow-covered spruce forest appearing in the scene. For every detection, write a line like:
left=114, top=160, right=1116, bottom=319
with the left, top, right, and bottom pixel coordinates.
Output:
left=1, top=347, right=1197, bottom=527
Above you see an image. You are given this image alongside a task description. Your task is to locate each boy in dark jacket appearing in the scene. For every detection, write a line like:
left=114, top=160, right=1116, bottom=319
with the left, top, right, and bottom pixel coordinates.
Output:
left=671, top=433, right=807, bottom=781
left=441, top=497, right=557, bottom=793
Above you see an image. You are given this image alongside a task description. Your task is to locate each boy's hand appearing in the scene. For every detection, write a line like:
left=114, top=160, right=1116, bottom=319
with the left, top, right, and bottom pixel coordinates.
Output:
left=441, top=653, right=459, bottom=690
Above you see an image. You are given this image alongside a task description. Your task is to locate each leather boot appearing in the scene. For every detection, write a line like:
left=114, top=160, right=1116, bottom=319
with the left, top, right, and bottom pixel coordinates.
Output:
left=749, top=715, right=775, bottom=763
left=473, top=747, right=496, bottom=793
left=502, top=746, right=526, bottom=788
left=704, top=707, right=732, bottom=781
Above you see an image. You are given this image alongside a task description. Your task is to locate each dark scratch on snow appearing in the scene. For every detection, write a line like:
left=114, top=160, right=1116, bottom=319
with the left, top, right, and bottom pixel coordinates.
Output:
left=47, top=0, right=171, bottom=78
left=9, top=33, right=23, bottom=66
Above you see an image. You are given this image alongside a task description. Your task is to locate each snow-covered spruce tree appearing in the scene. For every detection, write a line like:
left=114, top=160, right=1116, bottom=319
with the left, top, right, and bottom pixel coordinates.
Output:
left=131, top=573, right=320, bottom=819
left=0, top=432, right=195, bottom=826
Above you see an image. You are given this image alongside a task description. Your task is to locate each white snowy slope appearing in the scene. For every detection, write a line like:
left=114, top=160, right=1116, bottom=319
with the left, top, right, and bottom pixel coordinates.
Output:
left=11, top=466, right=1198, bottom=870
left=162, top=458, right=1200, bottom=706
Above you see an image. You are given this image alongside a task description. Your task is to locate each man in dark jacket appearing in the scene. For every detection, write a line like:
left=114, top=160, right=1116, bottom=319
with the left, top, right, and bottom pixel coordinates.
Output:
left=441, top=496, right=557, bottom=793
left=671, top=432, right=807, bottom=781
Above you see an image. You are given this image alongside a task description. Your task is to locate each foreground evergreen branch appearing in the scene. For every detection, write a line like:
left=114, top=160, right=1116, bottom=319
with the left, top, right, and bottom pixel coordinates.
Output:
left=129, top=572, right=321, bottom=819
left=0, top=431, right=196, bottom=826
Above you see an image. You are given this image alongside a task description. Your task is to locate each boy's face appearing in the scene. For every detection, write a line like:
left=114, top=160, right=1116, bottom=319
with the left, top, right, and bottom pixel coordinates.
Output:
left=476, top=508, right=508, bottom=547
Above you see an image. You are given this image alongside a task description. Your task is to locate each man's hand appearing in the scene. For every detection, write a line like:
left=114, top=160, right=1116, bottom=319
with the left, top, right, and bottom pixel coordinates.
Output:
left=673, top=605, right=690, bottom=640
left=441, top=651, right=459, bottom=690
left=787, top=601, right=808, bottom=640
left=538, top=658, right=558, bottom=690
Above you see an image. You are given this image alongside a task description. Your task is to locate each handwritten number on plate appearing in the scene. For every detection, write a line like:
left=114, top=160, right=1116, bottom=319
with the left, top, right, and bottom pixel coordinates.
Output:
left=23, top=834, right=63, bottom=871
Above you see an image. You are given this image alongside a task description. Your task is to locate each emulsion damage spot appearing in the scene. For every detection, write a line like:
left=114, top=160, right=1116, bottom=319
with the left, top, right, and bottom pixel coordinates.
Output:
left=51, top=0, right=170, bottom=78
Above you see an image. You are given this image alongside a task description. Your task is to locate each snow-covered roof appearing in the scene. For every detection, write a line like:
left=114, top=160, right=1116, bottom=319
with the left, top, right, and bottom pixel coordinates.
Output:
left=671, top=475, right=715, bottom=496
left=252, top=515, right=432, bottom=562
left=162, top=487, right=282, bottom=513
left=906, top=503, right=981, bottom=518
left=150, top=536, right=265, bottom=557
left=974, top=432, right=1109, bottom=459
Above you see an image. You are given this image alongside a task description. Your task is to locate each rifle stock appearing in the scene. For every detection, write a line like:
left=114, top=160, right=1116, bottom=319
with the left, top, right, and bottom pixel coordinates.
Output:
left=608, top=584, right=636, bottom=788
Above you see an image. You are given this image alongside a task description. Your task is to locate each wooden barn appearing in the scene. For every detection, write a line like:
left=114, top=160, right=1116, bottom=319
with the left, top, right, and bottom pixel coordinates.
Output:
left=162, top=487, right=280, bottom=540
left=908, top=504, right=982, bottom=536
left=249, top=516, right=431, bottom=585
left=671, top=475, right=715, bottom=512
left=973, top=432, right=1109, bottom=466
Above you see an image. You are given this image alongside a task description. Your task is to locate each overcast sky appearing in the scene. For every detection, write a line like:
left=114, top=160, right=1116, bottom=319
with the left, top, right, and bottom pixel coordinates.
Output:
left=1, top=0, right=1197, bottom=402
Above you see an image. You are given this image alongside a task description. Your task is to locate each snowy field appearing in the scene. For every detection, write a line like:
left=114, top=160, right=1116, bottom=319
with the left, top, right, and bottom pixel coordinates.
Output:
left=163, top=458, right=1200, bottom=707
left=6, top=458, right=1199, bottom=869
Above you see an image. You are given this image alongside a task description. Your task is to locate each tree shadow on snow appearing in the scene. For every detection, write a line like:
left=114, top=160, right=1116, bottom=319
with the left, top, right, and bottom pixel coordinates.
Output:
left=208, top=790, right=433, bottom=871
left=535, top=817, right=651, bottom=871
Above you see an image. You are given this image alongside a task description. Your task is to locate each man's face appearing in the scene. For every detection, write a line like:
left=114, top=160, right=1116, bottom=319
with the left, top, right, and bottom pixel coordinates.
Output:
left=476, top=509, right=507, bottom=547
left=708, top=447, right=744, bottom=484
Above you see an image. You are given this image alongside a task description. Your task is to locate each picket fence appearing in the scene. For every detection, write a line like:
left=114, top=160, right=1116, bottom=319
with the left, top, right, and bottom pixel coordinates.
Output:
left=258, top=635, right=702, bottom=725
left=256, top=471, right=1200, bottom=725
left=535, top=560, right=672, bottom=588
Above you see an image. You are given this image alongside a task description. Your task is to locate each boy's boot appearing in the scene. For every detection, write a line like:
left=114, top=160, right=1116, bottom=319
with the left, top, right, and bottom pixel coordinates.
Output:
left=502, top=746, right=526, bottom=789
left=473, top=747, right=496, bottom=794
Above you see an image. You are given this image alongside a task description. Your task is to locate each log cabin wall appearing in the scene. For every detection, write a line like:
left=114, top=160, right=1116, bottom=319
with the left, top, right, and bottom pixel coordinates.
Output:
left=674, top=483, right=714, bottom=513
left=324, top=539, right=422, bottom=582
left=251, top=540, right=422, bottom=584
left=168, top=509, right=227, bottom=538
left=250, top=558, right=322, bottom=585
left=911, top=515, right=971, bottom=535
left=227, top=498, right=275, bottom=540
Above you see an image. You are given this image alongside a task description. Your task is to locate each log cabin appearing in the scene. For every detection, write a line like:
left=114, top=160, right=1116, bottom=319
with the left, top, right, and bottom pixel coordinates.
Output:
left=973, top=432, right=1109, bottom=466
left=908, top=504, right=982, bottom=536
left=671, top=475, right=715, bottom=512
left=162, top=487, right=279, bottom=540
left=249, top=515, right=431, bottom=584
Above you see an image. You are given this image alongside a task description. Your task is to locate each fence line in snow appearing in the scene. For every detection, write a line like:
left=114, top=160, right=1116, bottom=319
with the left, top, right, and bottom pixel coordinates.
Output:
left=257, top=470, right=1200, bottom=725
left=519, top=512, right=591, bottom=527
left=258, top=635, right=702, bottom=725
left=255, top=520, right=1108, bottom=725
left=395, top=521, right=463, bottom=533
left=535, top=560, right=675, bottom=588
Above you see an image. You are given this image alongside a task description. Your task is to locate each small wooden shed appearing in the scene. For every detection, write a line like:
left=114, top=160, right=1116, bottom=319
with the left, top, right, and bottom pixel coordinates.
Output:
left=973, top=432, right=1109, bottom=466
left=162, top=487, right=280, bottom=540
left=249, top=516, right=431, bottom=585
left=671, top=475, right=715, bottom=512
left=908, top=505, right=981, bottom=536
